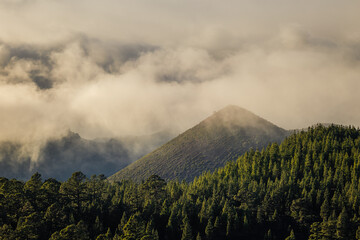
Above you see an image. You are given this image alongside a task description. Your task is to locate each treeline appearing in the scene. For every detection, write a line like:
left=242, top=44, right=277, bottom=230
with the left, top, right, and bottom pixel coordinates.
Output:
left=1, top=125, right=360, bottom=239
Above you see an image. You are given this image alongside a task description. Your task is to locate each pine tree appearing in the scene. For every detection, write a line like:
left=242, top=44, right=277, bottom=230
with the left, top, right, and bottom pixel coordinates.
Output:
left=308, top=222, right=321, bottom=240
left=205, top=217, right=214, bottom=240
left=320, top=198, right=330, bottom=220
left=59, top=172, right=87, bottom=218
left=264, top=229, right=272, bottom=240
left=285, top=229, right=295, bottom=240
left=213, top=216, right=221, bottom=237
left=122, top=213, right=145, bottom=240
left=49, top=221, right=90, bottom=240
left=336, top=208, right=348, bottom=240
left=181, top=216, right=193, bottom=240
left=94, top=216, right=104, bottom=234
left=196, top=233, right=201, bottom=240
left=24, top=172, right=43, bottom=211
left=356, top=226, right=360, bottom=240
left=95, top=228, right=112, bottom=240
left=321, top=220, right=336, bottom=240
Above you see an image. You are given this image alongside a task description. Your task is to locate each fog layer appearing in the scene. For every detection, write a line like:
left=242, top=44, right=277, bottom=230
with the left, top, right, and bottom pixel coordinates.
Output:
left=1, top=0, right=360, bottom=143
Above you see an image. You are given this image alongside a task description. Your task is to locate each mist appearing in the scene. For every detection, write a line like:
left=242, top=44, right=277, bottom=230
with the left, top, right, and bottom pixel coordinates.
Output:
left=1, top=0, right=360, bottom=177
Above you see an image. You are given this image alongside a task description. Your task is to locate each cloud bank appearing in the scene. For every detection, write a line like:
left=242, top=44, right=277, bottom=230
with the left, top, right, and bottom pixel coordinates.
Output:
left=0, top=0, right=360, bottom=145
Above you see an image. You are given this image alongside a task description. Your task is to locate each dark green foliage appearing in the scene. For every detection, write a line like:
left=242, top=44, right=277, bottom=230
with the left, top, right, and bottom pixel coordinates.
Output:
left=60, top=171, right=88, bottom=218
left=205, top=217, right=214, bottom=240
left=110, top=105, right=288, bottom=182
left=49, top=220, right=90, bottom=240
left=181, top=216, right=193, bottom=240
left=285, top=230, right=296, bottom=240
left=1, top=125, right=360, bottom=239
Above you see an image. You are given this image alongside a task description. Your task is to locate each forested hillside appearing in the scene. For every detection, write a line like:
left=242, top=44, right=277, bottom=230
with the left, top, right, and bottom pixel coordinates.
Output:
left=1, top=125, right=360, bottom=239
left=110, top=105, right=288, bottom=182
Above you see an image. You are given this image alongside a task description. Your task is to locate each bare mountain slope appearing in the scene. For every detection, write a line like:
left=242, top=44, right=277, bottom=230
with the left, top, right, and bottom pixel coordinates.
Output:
left=110, top=105, right=289, bottom=182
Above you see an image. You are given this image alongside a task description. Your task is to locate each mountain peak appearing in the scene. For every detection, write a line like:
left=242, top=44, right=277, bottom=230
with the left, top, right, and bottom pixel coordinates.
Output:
left=208, top=105, right=260, bottom=121
left=200, top=105, right=277, bottom=134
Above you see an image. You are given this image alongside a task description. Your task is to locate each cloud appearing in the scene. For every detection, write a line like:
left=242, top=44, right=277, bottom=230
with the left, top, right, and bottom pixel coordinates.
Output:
left=1, top=33, right=360, bottom=141
left=1, top=0, right=359, bottom=45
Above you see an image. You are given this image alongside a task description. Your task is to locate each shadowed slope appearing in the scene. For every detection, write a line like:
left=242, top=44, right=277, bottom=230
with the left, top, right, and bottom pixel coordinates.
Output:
left=0, top=130, right=175, bottom=181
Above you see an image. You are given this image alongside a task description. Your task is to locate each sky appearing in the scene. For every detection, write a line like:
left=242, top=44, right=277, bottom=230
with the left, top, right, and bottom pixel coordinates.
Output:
left=1, top=0, right=360, bottom=144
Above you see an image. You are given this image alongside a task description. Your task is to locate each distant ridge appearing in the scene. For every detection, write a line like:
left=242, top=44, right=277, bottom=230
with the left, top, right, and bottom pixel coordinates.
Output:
left=0, top=130, right=174, bottom=181
left=110, top=105, right=289, bottom=182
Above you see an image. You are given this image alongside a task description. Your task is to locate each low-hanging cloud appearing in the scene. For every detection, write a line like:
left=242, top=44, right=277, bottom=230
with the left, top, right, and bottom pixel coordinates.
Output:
left=0, top=0, right=360, bottom=162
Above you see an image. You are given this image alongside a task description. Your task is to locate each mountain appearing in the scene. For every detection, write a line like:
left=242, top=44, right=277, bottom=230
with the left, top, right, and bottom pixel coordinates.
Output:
left=110, top=105, right=289, bottom=182
left=0, top=130, right=175, bottom=181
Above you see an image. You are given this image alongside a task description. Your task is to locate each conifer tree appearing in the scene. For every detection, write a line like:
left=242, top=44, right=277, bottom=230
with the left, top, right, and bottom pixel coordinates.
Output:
left=181, top=216, right=193, bottom=240
left=336, top=208, right=348, bottom=240
left=285, top=229, right=295, bottom=240
left=196, top=232, right=201, bottom=240
left=320, top=198, right=330, bottom=220
left=205, top=217, right=214, bottom=240
left=308, top=222, right=321, bottom=240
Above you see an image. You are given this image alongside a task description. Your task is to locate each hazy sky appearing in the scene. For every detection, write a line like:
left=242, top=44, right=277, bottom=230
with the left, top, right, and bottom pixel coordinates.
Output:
left=1, top=0, right=360, bottom=142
